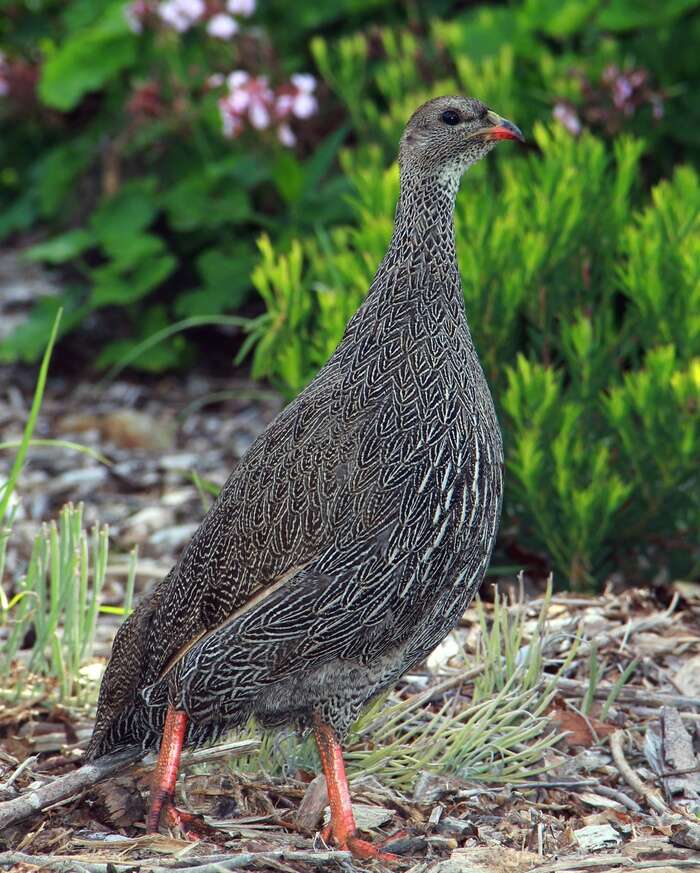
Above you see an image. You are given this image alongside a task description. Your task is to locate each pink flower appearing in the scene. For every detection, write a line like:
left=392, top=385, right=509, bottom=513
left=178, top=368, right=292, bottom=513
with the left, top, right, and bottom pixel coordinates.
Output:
left=278, top=123, right=296, bottom=147
left=219, top=98, right=244, bottom=138
left=125, top=0, right=151, bottom=33
left=0, top=52, right=9, bottom=97
left=206, top=73, right=225, bottom=88
left=248, top=96, right=271, bottom=129
left=220, top=71, right=273, bottom=134
left=218, top=67, right=318, bottom=145
left=275, top=74, right=318, bottom=126
left=206, top=13, right=239, bottom=39
left=227, top=0, right=255, bottom=16
left=157, top=0, right=205, bottom=32
left=289, top=73, right=317, bottom=118
left=651, top=95, right=664, bottom=121
left=553, top=102, right=582, bottom=136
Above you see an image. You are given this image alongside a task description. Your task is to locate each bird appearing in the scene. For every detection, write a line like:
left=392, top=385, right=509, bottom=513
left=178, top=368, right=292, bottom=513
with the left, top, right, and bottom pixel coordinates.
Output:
left=86, top=95, right=523, bottom=862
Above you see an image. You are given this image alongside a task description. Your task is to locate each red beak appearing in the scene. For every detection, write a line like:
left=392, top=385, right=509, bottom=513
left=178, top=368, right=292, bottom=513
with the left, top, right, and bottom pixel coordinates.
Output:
left=483, top=115, right=525, bottom=143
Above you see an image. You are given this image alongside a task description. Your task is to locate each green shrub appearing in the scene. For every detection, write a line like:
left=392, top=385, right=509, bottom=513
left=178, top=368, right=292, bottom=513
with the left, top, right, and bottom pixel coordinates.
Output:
left=245, top=129, right=700, bottom=588
left=2, top=0, right=699, bottom=365
left=0, top=0, right=351, bottom=367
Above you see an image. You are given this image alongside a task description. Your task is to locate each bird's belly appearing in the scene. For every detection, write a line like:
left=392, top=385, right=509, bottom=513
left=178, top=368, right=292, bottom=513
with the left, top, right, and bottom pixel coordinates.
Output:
left=166, top=422, right=502, bottom=738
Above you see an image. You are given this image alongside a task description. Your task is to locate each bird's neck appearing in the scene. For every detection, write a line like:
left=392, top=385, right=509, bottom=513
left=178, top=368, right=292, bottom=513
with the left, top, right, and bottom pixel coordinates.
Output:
left=379, top=174, right=460, bottom=285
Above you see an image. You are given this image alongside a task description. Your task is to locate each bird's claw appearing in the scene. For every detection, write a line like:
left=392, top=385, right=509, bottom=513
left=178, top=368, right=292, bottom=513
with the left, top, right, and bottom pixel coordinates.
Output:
left=162, top=801, right=214, bottom=841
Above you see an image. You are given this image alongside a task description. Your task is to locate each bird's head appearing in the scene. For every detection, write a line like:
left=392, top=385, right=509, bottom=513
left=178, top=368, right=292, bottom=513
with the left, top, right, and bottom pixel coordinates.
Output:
left=399, top=95, right=524, bottom=186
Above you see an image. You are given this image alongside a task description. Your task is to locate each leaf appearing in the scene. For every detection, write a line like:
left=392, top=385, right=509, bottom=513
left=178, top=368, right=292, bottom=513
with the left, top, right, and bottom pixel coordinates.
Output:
left=0, top=192, right=37, bottom=240
left=102, top=233, right=167, bottom=266
left=32, top=138, right=96, bottom=217
left=162, top=168, right=250, bottom=231
left=0, top=294, right=87, bottom=364
left=25, top=229, right=94, bottom=263
left=596, top=0, right=700, bottom=30
left=520, top=0, right=602, bottom=37
left=301, top=126, right=350, bottom=196
left=174, top=246, right=254, bottom=317
left=90, top=253, right=176, bottom=306
left=38, top=3, right=137, bottom=110
left=273, top=152, right=306, bottom=205
left=90, top=180, right=159, bottom=249
left=434, top=7, right=538, bottom=61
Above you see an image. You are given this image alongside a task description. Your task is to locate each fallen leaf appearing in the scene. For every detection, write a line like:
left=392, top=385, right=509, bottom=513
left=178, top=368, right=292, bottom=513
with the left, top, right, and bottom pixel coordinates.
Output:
left=550, top=707, right=617, bottom=746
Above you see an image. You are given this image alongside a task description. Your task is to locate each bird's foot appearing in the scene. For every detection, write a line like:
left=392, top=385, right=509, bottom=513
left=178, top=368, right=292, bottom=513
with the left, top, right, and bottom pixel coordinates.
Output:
left=162, top=800, right=214, bottom=841
left=343, top=833, right=401, bottom=862
left=320, top=822, right=400, bottom=862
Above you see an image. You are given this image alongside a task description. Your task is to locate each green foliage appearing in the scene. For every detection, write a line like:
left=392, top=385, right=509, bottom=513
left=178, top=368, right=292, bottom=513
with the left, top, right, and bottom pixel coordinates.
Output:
left=2, top=0, right=700, bottom=586
left=618, top=167, right=700, bottom=358
left=38, top=2, right=136, bottom=111
left=0, top=311, right=61, bottom=525
left=1, top=503, right=137, bottom=704
left=247, top=124, right=700, bottom=587
left=0, top=1, right=351, bottom=367
left=3, top=0, right=699, bottom=367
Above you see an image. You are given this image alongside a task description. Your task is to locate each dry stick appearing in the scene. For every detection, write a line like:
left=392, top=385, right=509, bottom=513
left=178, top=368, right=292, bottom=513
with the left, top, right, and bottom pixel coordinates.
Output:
left=0, top=849, right=352, bottom=872
left=0, top=747, right=143, bottom=833
left=528, top=858, right=700, bottom=873
left=556, top=678, right=700, bottom=710
left=609, top=729, right=670, bottom=816
left=0, top=738, right=261, bottom=833
left=582, top=783, right=642, bottom=814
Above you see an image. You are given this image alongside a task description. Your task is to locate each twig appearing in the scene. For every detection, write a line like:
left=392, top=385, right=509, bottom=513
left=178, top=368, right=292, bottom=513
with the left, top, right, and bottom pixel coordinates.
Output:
left=581, top=783, right=642, bottom=813
left=529, top=858, right=700, bottom=872
left=0, top=737, right=261, bottom=833
left=556, top=678, right=700, bottom=710
left=0, top=754, right=38, bottom=790
left=0, top=849, right=352, bottom=871
left=512, top=779, right=597, bottom=790
left=0, top=747, right=143, bottom=833
left=526, top=857, right=632, bottom=873
left=631, top=705, right=700, bottom=721
left=609, top=729, right=670, bottom=815
left=135, top=738, right=260, bottom=774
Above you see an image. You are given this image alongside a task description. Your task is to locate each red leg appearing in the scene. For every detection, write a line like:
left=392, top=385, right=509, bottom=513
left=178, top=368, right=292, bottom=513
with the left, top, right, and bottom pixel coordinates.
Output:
left=313, top=717, right=399, bottom=863
left=147, top=707, right=210, bottom=840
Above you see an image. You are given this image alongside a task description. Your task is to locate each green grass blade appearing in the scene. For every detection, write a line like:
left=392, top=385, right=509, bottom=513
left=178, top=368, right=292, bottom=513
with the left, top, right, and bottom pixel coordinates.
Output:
left=0, top=309, right=62, bottom=523
left=0, top=439, right=111, bottom=467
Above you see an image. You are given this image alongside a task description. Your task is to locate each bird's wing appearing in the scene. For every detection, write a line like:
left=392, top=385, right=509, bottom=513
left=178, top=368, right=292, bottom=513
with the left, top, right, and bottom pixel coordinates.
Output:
left=88, top=373, right=365, bottom=751
left=122, top=366, right=398, bottom=688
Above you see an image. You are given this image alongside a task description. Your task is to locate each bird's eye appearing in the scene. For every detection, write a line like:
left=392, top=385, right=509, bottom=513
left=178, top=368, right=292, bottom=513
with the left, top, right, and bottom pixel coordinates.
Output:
left=441, top=110, right=461, bottom=126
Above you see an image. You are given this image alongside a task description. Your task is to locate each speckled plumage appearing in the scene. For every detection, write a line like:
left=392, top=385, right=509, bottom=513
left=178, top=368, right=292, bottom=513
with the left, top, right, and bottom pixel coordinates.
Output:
left=86, top=96, right=511, bottom=762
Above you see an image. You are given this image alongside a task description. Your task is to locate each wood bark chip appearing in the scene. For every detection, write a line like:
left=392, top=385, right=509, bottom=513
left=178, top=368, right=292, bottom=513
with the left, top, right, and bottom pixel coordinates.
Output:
left=294, top=772, right=328, bottom=831
left=660, top=706, right=700, bottom=800
left=89, top=775, right=145, bottom=828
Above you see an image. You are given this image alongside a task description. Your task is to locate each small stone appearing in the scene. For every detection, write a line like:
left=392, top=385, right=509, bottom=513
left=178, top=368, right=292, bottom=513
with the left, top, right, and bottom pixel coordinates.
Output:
left=573, top=823, right=621, bottom=851
left=150, top=523, right=199, bottom=551
left=121, top=506, right=175, bottom=544
left=162, top=487, right=198, bottom=507
left=670, top=822, right=700, bottom=851
left=159, top=453, right=199, bottom=471
left=48, top=467, right=108, bottom=495
left=438, top=816, right=476, bottom=837
left=673, top=655, right=700, bottom=698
